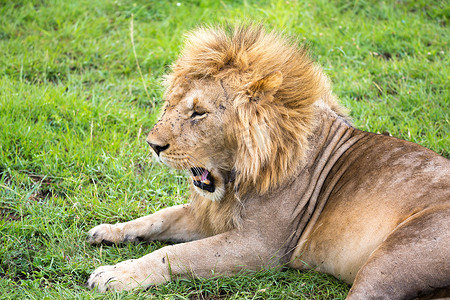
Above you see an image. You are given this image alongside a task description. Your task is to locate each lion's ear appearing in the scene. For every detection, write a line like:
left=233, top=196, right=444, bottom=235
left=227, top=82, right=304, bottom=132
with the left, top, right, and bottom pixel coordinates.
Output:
left=246, top=71, right=283, bottom=102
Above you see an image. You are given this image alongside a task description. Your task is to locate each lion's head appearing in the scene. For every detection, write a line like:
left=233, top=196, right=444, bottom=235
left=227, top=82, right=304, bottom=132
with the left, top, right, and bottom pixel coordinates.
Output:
left=147, top=25, right=346, bottom=201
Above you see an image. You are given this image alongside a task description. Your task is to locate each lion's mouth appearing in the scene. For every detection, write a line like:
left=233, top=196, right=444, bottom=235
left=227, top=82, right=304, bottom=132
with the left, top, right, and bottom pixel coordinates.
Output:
left=190, top=167, right=215, bottom=193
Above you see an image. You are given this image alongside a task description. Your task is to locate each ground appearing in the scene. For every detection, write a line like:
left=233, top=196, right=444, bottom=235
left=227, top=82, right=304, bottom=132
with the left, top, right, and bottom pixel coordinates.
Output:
left=0, top=0, right=448, bottom=299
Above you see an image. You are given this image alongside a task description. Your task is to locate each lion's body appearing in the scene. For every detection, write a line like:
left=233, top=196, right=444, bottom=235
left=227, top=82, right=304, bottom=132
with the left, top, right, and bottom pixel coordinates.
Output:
left=87, top=26, right=450, bottom=299
left=287, top=111, right=450, bottom=287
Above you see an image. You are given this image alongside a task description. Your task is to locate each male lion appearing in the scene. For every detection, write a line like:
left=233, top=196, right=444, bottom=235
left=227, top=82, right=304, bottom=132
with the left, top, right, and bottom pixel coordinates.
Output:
left=87, top=25, right=450, bottom=299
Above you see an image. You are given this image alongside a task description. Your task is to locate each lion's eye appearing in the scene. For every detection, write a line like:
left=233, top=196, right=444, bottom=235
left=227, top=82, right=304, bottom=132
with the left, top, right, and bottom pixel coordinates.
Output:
left=191, top=111, right=206, bottom=119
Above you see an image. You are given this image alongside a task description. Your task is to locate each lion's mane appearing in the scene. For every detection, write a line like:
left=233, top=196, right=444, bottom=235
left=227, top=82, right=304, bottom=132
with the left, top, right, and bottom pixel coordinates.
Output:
left=165, top=25, right=347, bottom=196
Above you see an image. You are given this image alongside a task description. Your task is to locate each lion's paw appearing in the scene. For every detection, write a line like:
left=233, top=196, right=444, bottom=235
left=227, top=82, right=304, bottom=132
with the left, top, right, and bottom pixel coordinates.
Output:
left=87, top=261, right=144, bottom=292
left=87, top=224, right=124, bottom=245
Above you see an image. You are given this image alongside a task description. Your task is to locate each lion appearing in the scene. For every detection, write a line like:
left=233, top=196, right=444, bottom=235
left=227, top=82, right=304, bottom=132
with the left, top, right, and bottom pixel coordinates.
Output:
left=86, top=25, right=450, bottom=299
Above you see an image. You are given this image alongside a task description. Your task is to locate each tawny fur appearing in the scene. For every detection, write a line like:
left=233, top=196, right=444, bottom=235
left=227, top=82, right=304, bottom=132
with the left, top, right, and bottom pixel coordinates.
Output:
left=190, top=185, right=243, bottom=235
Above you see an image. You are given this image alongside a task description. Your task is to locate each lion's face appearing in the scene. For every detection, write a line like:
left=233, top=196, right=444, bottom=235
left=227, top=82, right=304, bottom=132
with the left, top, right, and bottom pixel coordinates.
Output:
left=146, top=79, right=234, bottom=201
left=146, top=26, right=336, bottom=199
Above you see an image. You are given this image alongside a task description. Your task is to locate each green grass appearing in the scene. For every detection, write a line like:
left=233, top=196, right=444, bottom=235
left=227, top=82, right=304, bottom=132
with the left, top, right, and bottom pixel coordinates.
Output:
left=0, top=0, right=448, bottom=298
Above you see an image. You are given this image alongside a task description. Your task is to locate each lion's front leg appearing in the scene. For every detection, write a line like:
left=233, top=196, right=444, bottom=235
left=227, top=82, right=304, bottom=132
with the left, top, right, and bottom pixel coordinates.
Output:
left=87, top=204, right=206, bottom=245
left=87, top=229, right=282, bottom=292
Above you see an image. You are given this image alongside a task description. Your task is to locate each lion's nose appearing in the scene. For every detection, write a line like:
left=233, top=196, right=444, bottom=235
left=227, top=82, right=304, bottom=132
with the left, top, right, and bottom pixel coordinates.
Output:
left=147, top=141, right=170, bottom=156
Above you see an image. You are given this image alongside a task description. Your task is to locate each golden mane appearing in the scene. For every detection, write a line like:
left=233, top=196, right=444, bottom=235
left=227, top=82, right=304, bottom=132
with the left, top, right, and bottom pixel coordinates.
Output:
left=165, top=25, right=347, bottom=195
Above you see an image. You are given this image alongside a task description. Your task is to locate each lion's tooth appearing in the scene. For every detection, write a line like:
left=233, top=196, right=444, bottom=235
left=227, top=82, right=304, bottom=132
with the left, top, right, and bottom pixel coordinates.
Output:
left=202, top=179, right=211, bottom=185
